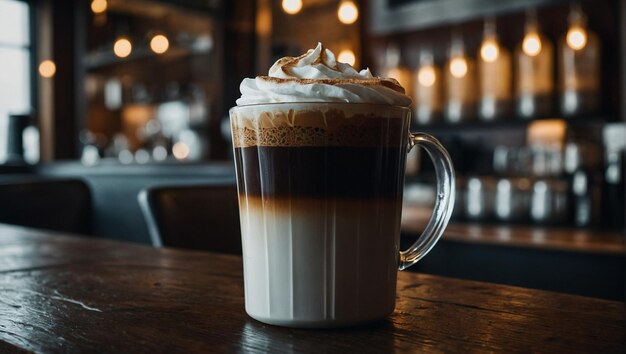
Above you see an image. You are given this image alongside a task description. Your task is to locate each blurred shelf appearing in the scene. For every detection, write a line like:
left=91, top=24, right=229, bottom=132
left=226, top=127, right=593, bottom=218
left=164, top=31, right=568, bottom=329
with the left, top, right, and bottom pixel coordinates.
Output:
left=37, top=160, right=235, bottom=177
left=107, top=0, right=222, bottom=17
left=84, top=45, right=212, bottom=71
left=371, top=0, right=573, bottom=35
left=411, top=115, right=614, bottom=134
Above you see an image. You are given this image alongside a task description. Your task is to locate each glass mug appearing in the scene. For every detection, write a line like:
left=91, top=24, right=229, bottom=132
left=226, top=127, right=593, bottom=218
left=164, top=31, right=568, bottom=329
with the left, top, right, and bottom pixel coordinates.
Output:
left=230, top=102, right=455, bottom=328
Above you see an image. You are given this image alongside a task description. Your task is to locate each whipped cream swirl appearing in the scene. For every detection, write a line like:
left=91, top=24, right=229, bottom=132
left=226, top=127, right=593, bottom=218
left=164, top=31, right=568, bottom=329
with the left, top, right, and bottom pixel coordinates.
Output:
left=236, top=43, right=412, bottom=106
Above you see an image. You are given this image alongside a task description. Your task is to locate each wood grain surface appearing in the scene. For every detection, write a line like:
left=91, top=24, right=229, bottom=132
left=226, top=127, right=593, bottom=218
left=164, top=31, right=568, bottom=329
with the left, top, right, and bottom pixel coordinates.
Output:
left=0, top=224, right=623, bottom=353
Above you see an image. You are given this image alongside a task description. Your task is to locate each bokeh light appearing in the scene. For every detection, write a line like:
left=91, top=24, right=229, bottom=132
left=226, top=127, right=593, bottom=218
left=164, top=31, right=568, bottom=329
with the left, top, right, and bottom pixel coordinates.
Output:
left=417, top=65, right=436, bottom=87
left=113, top=37, right=132, bottom=58
left=38, top=60, right=56, bottom=78
left=91, top=0, right=107, bottom=14
left=337, top=49, right=356, bottom=66
left=150, top=34, right=169, bottom=54
left=173, top=142, right=190, bottom=160
left=449, top=57, right=468, bottom=78
left=522, top=32, right=542, bottom=57
left=338, top=1, right=359, bottom=24
left=480, top=39, right=499, bottom=63
left=282, top=0, right=302, bottom=15
left=566, top=25, right=587, bottom=50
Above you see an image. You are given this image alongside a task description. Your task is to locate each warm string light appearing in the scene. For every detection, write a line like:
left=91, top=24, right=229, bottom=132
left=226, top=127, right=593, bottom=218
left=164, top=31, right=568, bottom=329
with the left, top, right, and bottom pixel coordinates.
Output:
left=337, top=49, right=356, bottom=66
left=449, top=57, right=468, bottom=78
left=38, top=60, right=56, bottom=78
left=522, top=32, right=542, bottom=57
left=417, top=65, right=436, bottom=87
left=480, top=38, right=499, bottom=63
left=113, top=37, right=132, bottom=58
left=282, top=0, right=302, bottom=15
left=150, top=34, right=169, bottom=54
left=91, top=0, right=107, bottom=14
left=566, top=25, right=587, bottom=50
left=337, top=1, right=359, bottom=24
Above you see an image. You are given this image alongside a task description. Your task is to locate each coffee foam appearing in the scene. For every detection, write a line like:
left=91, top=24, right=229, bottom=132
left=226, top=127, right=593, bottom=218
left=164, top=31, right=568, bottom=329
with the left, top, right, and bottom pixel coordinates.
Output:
left=230, top=104, right=409, bottom=148
left=272, top=43, right=338, bottom=77
left=236, top=43, right=412, bottom=107
left=268, top=42, right=372, bottom=81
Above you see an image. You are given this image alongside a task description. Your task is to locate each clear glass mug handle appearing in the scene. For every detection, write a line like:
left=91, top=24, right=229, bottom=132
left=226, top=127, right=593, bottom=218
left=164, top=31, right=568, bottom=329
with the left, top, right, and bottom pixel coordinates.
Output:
left=399, top=133, right=456, bottom=270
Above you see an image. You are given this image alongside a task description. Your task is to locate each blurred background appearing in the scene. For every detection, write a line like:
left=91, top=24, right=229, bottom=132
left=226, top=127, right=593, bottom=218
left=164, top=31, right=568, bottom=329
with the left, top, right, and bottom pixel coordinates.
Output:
left=0, top=0, right=624, bottom=300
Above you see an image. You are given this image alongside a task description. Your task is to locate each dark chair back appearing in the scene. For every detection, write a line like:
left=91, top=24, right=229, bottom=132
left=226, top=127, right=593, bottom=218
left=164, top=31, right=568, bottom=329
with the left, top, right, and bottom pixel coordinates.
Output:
left=0, top=178, right=91, bottom=233
left=138, top=185, right=242, bottom=254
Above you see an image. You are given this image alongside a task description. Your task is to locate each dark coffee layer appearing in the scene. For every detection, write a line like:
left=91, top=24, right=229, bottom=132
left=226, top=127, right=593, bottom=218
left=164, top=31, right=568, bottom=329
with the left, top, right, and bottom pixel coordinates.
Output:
left=234, top=146, right=406, bottom=199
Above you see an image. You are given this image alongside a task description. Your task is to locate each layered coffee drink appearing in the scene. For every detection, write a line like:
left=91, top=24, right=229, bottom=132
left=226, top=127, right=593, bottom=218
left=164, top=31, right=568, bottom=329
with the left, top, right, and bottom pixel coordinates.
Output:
left=231, top=43, right=454, bottom=327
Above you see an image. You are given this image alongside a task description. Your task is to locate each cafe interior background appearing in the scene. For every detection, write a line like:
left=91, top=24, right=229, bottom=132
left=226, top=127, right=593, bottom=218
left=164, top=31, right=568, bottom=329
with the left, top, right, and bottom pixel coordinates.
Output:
left=0, top=0, right=624, bottom=301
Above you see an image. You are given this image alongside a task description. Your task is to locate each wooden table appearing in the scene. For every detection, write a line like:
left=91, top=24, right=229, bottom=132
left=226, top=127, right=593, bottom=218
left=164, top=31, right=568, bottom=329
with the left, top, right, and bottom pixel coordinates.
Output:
left=0, top=224, right=623, bottom=353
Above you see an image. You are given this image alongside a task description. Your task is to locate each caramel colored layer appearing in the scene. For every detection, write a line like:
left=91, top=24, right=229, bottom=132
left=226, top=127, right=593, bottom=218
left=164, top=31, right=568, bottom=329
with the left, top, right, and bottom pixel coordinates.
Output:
left=231, top=106, right=409, bottom=148
left=238, top=195, right=403, bottom=215
left=257, top=76, right=406, bottom=94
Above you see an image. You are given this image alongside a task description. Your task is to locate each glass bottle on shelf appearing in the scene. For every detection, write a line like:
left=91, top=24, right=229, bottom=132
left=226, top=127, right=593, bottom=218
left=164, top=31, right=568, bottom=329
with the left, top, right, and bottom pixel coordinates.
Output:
left=478, top=19, right=512, bottom=121
left=602, top=124, right=626, bottom=230
left=381, top=44, right=413, bottom=106
left=413, top=49, right=442, bottom=125
left=515, top=10, right=554, bottom=119
left=558, top=4, right=600, bottom=117
left=444, top=34, right=476, bottom=123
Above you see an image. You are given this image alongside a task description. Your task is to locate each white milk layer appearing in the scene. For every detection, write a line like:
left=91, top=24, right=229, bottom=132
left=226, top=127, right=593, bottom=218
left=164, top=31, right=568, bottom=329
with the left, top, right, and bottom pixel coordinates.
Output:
left=239, top=197, right=402, bottom=327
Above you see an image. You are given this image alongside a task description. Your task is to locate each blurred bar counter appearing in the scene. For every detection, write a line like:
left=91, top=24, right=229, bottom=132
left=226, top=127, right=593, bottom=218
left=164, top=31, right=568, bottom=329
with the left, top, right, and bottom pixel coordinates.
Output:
left=0, top=161, right=623, bottom=302
left=402, top=204, right=625, bottom=301
left=403, top=204, right=625, bottom=255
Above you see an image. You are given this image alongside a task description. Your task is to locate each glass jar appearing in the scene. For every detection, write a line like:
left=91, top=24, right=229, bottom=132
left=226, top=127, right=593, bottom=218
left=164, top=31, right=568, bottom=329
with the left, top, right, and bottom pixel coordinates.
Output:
left=478, top=19, right=512, bottom=121
left=558, top=6, right=600, bottom=116
left=413, top=49, right=442, bottom=125
left=444, top=35, right=476, bottom=123
left=515, top=10, right=554, bottom=119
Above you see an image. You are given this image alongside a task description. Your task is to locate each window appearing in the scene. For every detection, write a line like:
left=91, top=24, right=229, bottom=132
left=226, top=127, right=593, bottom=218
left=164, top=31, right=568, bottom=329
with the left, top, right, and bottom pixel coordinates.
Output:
left=0, top=0, right=31, bottom=162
